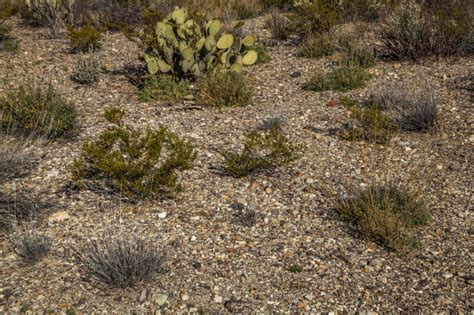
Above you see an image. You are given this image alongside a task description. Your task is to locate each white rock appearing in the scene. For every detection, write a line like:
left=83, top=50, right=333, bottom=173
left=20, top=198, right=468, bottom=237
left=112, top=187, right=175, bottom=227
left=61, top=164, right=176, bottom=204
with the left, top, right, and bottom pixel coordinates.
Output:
left=48, top=211, right=70, bottom=223
left=155, top=294, right=168, bottom=306
left=158, top=212, right=167, bottom=219
left=214, top=295, right=223, bottom=303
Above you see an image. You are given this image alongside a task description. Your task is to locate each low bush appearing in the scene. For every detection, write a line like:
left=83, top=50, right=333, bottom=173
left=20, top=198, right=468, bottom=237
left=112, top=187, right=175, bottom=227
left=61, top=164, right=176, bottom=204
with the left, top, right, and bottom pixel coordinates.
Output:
left=0, top=0, right=19, bottom=19
left=71, top=55, right=101, bottom=84
left=197, top=71, right=252, bottom=107
left=0, top=85, right=77, bottom=138
left=380, top=0, right=473, bottom=61
left=298, top=32, right=336, bottom=58
left=340, top=99, right=398, bottom=144
left=139, top=75, right=190, bottom=102
left=252, top=44, right=271, bottom=64
left=0, top=21, right=11, bottom=40
left=304, top=66, right=371, bottom=92
left=8, top=227, right=51, bottom=264
left=70, top=110, right=196, bottom=200
left=0, top=38, right=18, bottom=51
left=339, top=44, right=376, bottom=68
left=232, top=1, right=260, bottom=20
left=371, top=86, right=438, bottom=132
left=74, top=230, right=166, bottom=288
left=289, top=0, right=341, bottom=38
left=337, top=183, right=430, bottom=253
left=0, top=137, right=37, bottom=184
left=219, top=124, right=300, bottom=177
left=265, top=9, right=289, bottom=40
left=0, top=192, right=48, bottom=230
left=67, top=24, right=102, bottom=53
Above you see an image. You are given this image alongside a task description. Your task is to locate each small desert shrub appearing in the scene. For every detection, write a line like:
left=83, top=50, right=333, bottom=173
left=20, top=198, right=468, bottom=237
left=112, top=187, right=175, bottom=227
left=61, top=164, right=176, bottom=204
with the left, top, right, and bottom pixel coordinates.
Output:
left=139, top=75, right=190, bottom=102
left=74, top=231, right=165, bottom=288
left=0, top=137, right=37, bottom=184
left=371, top=86, right=438, bottom=132
left=0, top=85, right=77, bottom=138
left=337, top=183, right=430, bottom=253
left=219, top=124, right=300, bottom=177
left=70, top=110, right=196, bottom=200
left=67, top=24, right=102, bottom=52
left=8, top=228, right=51, bottom=263
left=339, top=44, right=376, bottom=68
left=380, top=0, right=473, bottom=61
left=298, top=32, right=336, bottom=58
left=289, top=1, right=341, bottom=38
left=0, top=21, right=12, bottom=40
left=71, top=55, right=101, bottom=84
left=0, top=192, right=48, bottom=230
left=1, top=38, right=18, bottom=51
left=304, top=66, right=371, bottom=92
left=232, top=1, right=260, bottom=20
left=0, top=0, right=19, bottom=19
left=252, top=44, right=271, bottom=64
left=197, top=71, right=252, bottom=108
left=265, top=9, right=289, bottom=40
left=19, top=0, right=71, bottom=37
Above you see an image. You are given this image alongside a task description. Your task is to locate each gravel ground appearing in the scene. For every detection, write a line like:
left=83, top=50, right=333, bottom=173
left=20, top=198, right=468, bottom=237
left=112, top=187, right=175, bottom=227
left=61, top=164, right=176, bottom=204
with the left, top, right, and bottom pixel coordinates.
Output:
left=0, top=17, right=473, bottom=314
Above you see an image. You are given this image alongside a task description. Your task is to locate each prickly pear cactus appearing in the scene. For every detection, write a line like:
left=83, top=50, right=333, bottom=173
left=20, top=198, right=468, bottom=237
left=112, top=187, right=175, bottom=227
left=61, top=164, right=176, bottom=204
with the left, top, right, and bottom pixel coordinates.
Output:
left=144, top=7, right=258, bottom=78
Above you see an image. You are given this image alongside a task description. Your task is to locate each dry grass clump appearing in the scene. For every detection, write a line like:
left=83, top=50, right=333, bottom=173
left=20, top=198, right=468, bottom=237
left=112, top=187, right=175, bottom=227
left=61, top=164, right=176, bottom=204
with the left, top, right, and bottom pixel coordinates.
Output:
left=219, top=123, right=301, bottom=177
left=337, top=183, right=430, bottom=253
left=74, top=230, right=166, bottom=288
left=0, top=191, right=49, bottom=230
left=298, top=32, right=336, bottom=59
left=8, top=226, right=51, bottom=264
left=0, top=136, right=37, bottom=184
left=67, top=24, right=102, bottom=53
left=304, top=66, right=371, bottom=92
left=71, top=54, right=101, bottom=84
left=197, top=71, right=252, bottom=108
left=265, top=9, right=289, bottom=40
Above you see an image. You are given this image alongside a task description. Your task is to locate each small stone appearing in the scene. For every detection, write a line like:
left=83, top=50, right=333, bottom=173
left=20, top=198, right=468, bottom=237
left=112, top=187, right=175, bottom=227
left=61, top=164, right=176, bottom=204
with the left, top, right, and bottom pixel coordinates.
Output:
left=393, top=63, right=401, bottom=69
left=46, top=169, right=59, bottom=177
left=48, top=211, right=70, bottom=223
left=139, top=289, right=147, bottom=303
left=265, top=187, right=272, bottom=194
left=369, top=259, right=383, bottom=271
left=190, top=235, right=197, bottom=241
left=155, top=294, right=168, bottom=306
left=158, top=212, right=167, bottom=219
left=469, top=135, right=474, bottom=143
left=214, top=295, right=223, bottom=303
left=182, top=294, right=189, bottom=301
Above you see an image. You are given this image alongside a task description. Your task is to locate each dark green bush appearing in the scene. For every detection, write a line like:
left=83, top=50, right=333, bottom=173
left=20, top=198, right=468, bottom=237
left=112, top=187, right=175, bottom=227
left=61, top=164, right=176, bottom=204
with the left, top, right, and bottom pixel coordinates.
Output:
left=0, top=38, right=18, bottom=51
left=0, top=85, right=77, bottom=138
left=337, top=183, right=430, bottom=253
left=197, top=71, right=252, bottom=107
left=219, top=124, right=300, bottom=177
left=67, top=24, right=102, bottom=52
left=252, top=44, right=271, bottom=64
left=139, top=75, right=191, bottom=102
left=304, top=66, right=371, bottom=92
left=70, top=110, right=197, bottom=200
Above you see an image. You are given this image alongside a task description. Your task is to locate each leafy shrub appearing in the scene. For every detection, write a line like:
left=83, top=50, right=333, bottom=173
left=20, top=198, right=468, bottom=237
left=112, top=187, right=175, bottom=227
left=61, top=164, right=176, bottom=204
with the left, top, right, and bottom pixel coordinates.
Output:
left=0, top=85, right=77, bottom=138
left=371, top=86, right=438, bottom=132
left=139, top=75, right=190, bottom=102
left=340, top=98, right=398, bottom=144
left=19, top=0, right=74, bottom=37
left=70, top=110, right=197, bottom=200
left=74, top=230, right=165, bottom=288
left=337, top=183, right=430, bottom=253
left=0, top=137, right=37, bottom=184
left=67, top=24, right=102, bottom=52
left=252, top=44, right=271, bottom=64
left=298, top=32, right=336, bottom=58
left=265, top=9, right=289, bottom=40
left=71, top=55, right=100, bottom=84
left=219, top=124, right=300, bottom=177
left=197, top=71, right=252, bottom=107
left=289, top=0, right=341, bottom=37
left=304, top=66, right=371, bottom=92
left=8, top=228, right=51, bottom=263
left=380, top=0, right=473, bottom=61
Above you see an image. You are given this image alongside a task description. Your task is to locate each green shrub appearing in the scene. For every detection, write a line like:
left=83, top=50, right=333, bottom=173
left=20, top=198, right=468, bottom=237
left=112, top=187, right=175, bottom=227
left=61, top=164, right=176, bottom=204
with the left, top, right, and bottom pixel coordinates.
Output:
left=298, top=32, right=336, bottom=58
left=197, top=71, right=252, bottom=107
left=340, top=99, right=398, bottom=144
left=70, top=110, right=197, bottom=200
left=0, top=0, right=19, bottom=19
left=339, top=44, right=375, bottom=68
left=337, top=183, right=430, bottom=253
left=71, top=55, right=100, bottom=84
left=0, top=85, right=77, bottom=138
left=139, top=75, right=191, bottom=102
left=380, top=0, right=473, bottom=61
left=219, top=124, right=300, bottom=177
left=289, top=0, right=341, bottom=37
left=252, top=44, right=271, bottom=64
left=304, top=66, right=371, bottom=92
left=67, top=24, right=102, bottom=52
left=0, top=38, right=18, bottom=51
left=232, top=2, right=259, bottom=20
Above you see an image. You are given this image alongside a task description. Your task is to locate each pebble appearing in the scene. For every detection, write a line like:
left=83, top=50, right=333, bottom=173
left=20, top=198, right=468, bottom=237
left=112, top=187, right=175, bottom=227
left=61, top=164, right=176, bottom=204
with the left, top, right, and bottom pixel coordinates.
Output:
left=214, top=295, right=223, bottom=303
left=155, top=294, right=168, bottom=306
left=139, top=289, right=147, bottom=303
left=48, top=211, right=71, bottom=223
left=158, top=212, right=167, bottom=219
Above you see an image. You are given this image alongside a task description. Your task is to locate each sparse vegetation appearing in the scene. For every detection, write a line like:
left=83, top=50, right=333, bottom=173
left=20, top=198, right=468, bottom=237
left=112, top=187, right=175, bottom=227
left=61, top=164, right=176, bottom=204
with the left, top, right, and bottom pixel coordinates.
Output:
left=298, top=32, right=336, bottom=58
left=8, top=227, right=51, bottom=263
left=19, top=0, right=73, bottom=37
left=139, top=75, right=191, bottom=102
left=197, top=71, right=252, bottom=107
left=0, top=137, right=37, bottom=184
left=0, top=85, right=77, bottom=138
left=74, top=231, right=166, bottom=288
left=219, top=124, right=300, bottom=177
left=339, top=44, right=376, bottom=68
left=0, top=192, right=48, bottom=230
left=304, top=66, right=371, bottom=92
left=67, top=24, right=102, bottom=52
left=70, top=110, right=197, bottom=200
left=289, top=0, right=341, bottom=38
left=252, top=44, right=271, bottom=64
left=337, top=183, right=430, bottom=253
left=265, top=9, right=289, bottom=40
left=71, top=54, right=101, bottom=84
